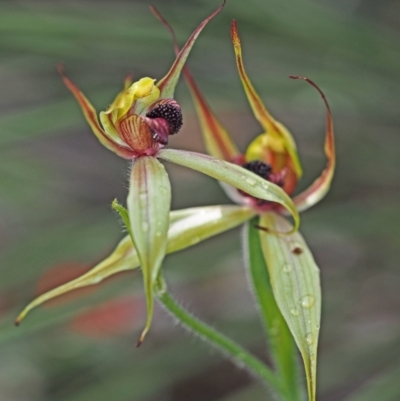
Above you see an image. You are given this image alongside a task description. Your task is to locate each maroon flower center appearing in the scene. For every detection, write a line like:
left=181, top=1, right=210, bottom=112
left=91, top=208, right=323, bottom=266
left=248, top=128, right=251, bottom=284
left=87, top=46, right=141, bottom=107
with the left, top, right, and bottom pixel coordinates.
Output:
left=240, top=160, right=288, bottom=209
left=145, top=99, right=183, bottom=145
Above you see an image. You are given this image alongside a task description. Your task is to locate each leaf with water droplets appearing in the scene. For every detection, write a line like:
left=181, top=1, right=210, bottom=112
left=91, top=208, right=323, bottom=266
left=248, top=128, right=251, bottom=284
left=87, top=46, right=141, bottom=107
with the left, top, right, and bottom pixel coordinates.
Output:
left=245, top=218, right=302, bottom=401
left=128, top=156, right=171, bottom=345
left=158, top=148, right=299, bottom=234
left=258, top=212, right=321, bottom=401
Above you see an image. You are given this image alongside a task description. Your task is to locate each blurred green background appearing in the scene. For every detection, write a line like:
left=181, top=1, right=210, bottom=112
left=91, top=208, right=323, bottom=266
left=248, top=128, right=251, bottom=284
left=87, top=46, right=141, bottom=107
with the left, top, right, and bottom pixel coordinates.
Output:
left=1, top=0, right=399, bottom=400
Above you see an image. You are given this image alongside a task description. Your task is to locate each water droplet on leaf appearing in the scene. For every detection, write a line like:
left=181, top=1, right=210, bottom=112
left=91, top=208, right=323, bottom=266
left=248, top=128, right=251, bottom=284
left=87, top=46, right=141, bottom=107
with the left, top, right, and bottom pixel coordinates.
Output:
left=290, top=308, right=300, bottom=316
left=300, top=295, right=315, bottom=309
left=306, top=333, right=313, bottom=345
left=282, top=263, right=293, bottom=273
left=245, top=176, right=256, bottom=186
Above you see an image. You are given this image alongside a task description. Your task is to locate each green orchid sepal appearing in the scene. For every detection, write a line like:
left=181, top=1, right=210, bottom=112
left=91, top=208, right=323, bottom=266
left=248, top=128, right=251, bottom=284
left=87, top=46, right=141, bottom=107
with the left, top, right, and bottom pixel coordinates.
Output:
left=15, top=205, right=255, bottom=327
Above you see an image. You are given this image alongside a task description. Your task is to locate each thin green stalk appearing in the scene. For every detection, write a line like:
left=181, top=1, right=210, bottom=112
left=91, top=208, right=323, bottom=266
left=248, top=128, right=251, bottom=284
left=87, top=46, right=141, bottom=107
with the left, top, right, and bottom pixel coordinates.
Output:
left=155, top=278, right=283, bottom=398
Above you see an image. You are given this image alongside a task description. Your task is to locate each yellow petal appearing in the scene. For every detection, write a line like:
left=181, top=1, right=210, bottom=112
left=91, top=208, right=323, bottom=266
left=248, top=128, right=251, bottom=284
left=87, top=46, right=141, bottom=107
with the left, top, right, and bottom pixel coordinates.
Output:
left=106, top=77, right=160, bottom=122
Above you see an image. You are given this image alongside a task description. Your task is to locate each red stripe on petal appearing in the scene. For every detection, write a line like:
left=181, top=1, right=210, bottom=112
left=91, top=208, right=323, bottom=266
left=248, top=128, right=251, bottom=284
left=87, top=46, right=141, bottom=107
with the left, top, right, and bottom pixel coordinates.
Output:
left=118, top=114, right=159, bottom=156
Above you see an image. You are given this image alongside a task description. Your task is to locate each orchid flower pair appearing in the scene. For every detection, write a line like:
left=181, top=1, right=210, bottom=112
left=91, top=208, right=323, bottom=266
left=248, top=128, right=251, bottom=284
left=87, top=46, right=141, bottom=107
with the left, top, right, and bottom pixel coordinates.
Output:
left=17, top=2, right=297, bottom=340
left=17, top=3, right=335, bottom=398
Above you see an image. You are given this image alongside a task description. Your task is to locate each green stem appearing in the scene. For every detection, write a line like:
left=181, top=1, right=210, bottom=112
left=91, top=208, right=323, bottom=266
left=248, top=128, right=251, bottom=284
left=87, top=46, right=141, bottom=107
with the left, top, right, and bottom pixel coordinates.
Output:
left=155, top=278, right=283, bottom=397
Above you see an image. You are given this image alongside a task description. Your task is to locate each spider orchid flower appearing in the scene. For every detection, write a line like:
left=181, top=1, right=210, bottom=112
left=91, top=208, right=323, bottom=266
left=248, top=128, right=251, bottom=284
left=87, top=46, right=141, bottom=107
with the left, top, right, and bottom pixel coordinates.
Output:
left=148, top=12, right=335, bottom=400
left=15, top=3, right=300, bottom=347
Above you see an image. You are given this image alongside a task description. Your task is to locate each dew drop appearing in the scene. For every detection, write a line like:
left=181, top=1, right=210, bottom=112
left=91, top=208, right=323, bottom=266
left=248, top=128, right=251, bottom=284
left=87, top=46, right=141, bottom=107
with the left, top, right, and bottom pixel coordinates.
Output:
left=261, top=181, right=269, bottom=189
left=245, top=176, right=256, bottom=186
left=282, top=263, right=293, bottom=273
left=300, top=295, right=315, bottom=309
left=290, top=308, right=300, bottom=316
left=305, top=333, right=313, bottom=345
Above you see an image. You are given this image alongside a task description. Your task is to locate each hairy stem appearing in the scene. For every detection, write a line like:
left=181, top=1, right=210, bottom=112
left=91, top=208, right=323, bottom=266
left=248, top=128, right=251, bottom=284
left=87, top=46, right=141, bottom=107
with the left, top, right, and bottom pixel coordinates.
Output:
left=155, top=278, right=283, bottom=398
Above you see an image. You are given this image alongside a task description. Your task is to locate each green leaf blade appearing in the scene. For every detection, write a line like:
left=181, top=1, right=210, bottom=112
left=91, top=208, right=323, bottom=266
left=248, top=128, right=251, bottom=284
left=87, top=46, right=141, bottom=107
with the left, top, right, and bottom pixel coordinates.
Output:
left=128, top=156, right=171, bottom=345
left=246, top=218, right=302, bottom=401
left=259, top=212, right=321, bottom=401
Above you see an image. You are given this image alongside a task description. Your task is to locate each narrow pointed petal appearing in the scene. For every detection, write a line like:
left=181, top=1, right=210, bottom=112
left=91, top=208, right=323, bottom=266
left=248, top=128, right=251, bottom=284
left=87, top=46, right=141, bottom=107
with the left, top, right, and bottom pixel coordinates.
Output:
left=128, top=156, right=171, bottom=345
left=58, top=65, right=134, bottom=159
left=151, top=6, right=239, bottom=161
left=259, top=212, right=321, bottom=401
left=158, top=148, right=300, bottom=233
left=290, top=76, right=335, bottom=212
left=156, top=1, right=225, bottom=99
left=184, top=70, right=240, bottom=162
left=231, top=21, right=302, bottom=177
left=15, top=236, right=137, bottom=325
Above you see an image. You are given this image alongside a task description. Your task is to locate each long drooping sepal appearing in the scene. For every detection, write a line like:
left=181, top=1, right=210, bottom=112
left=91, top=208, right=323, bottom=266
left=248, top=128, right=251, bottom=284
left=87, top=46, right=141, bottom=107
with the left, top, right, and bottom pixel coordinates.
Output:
left=158, top=148, right=300, bottom=234
left=258, top=212, right=321, bottom=401
left=58, top=65, right=135, bottom=159
left=230, top=21, right=302, bottom=179
left=151, top=6, right=239, bottom=162
left=128, top=156, right=171, bottom=346
left=290, top=76, right=335, bottom=212
left=156, top=1, right=225, bottom=99
left=245, top=219, right=301, bottom=401
left=15, top=205, right=253, bottom=326
left=15, top=236, right=138, bottom=326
